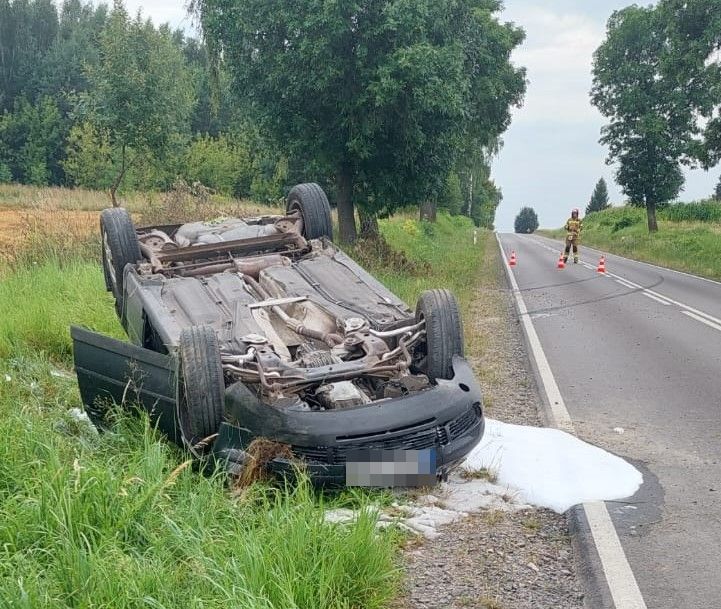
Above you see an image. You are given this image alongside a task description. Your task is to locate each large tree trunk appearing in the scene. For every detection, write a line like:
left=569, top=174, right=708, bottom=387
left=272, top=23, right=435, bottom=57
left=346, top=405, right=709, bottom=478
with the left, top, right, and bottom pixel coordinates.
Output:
left=359, top=208, right=379, bottom=239
left=419, top=200, right=437, bottom=222
left=646, top=201, right=658, bottom=232
left=336, top=164, right=357, bottom=243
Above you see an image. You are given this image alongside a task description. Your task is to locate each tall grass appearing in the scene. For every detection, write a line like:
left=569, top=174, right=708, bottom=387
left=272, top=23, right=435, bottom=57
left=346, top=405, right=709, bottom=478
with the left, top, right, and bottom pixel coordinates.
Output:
left=0, top=182, right=277, bottom=216
left=0, top=260, right=122, bottom=362
left=364, top=212, right=484, bottom=312
left=0, top=356, right=398, bottom=608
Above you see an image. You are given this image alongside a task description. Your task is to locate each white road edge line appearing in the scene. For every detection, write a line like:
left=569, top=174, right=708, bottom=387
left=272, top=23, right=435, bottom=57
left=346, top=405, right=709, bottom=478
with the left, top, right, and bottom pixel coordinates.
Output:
left=682, top=310, right=721, bottom=333
left=496, top=233, right=648, bottom=609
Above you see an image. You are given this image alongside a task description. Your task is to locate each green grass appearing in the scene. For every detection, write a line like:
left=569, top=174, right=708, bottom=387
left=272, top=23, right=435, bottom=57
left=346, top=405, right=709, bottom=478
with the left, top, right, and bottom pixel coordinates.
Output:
left=361, top=212, right=487, bottom=320
left=0, top=300, right=400, bottom=608
left=541, top=202, right=721, bottom=280
left=0, top=356, right=399, bottom=608
left=0, top=260, right=123, bottom=362
left=0, top=205, right=493, bottom=608
left=0, top=242, right=401, bottom=608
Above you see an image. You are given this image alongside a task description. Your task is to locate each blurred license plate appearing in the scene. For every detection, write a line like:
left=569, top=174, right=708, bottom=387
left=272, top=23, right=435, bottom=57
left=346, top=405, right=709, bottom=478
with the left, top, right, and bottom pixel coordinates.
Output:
left=345, top=448, right=437, bottom=487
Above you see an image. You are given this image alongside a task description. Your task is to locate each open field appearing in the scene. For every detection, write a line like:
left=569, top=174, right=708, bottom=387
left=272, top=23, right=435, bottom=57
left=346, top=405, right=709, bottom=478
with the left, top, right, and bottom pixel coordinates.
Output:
left=0, top=187, right=493, bottom=607
left=540, top=203, right=721, bottom=280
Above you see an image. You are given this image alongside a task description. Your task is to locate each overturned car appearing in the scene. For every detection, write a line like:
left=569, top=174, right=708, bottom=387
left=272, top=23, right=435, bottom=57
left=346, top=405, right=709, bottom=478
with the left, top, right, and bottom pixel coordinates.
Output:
left=72, top=183, right=484, bottom=485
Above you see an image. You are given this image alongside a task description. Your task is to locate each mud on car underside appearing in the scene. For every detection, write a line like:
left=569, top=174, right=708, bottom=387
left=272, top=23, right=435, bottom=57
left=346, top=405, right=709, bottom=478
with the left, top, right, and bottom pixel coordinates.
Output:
left=73, top=183, right=484, bottom=486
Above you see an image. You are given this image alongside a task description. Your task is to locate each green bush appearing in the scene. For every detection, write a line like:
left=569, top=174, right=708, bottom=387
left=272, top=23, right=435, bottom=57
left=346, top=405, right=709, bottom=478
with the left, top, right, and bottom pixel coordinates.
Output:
left=183, top=134, right=253, bottom=197
left=0, top=163, right=11, bottom=183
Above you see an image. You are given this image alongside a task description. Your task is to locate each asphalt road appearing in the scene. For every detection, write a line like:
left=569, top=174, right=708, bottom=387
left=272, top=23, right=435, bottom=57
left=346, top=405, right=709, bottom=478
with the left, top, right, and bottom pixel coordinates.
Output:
left=497, top=233, right=721, bottom=609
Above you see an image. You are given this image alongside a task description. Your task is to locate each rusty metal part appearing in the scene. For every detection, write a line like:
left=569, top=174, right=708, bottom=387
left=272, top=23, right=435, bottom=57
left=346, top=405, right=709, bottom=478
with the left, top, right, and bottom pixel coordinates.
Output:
left=242, top=274, right=343, bottom=347
left=369, top=320, right=424, bottom=338
left=154, top=232, right=307, bottom=264
left=138, top=243, right=164, bottom=272
left=233, top=254, right=289, bottom=278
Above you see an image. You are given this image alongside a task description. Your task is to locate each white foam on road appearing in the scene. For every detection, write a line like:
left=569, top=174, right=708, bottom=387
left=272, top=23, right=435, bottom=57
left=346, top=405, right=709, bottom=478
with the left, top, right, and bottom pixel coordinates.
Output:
left=326, top=419, right=642, bottom=538
left=462, top=419, right=643, bottom=514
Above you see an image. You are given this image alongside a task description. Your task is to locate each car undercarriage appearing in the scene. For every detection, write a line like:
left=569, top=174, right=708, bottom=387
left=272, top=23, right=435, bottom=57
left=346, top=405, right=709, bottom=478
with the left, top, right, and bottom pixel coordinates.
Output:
left=73, top=183, right=485, bottom=485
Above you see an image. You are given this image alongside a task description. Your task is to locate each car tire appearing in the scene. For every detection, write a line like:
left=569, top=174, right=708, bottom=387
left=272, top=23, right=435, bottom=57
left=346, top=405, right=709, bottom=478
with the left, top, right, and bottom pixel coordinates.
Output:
left=100, top=208, right=141, bottom=313
left=415, top=289, right=464, bottom=381
left=286, top=182, right=333, bottom=241
left=176, top=325, right=225, bottom=457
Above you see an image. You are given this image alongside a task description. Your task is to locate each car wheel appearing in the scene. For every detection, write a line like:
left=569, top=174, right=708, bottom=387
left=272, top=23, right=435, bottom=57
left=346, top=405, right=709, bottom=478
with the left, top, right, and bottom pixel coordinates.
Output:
left=100, top=208, right=141, bottom=313
left=176, top=325, right=225, bottom=457
left=415, top=289, right=464, bottom=381
left=286, top=183, right=333, bottom=241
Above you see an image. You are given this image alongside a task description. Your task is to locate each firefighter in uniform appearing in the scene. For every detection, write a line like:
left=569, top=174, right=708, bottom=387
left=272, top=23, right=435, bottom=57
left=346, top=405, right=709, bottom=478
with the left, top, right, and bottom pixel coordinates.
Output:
left=564, top=208, right=582, bottom=264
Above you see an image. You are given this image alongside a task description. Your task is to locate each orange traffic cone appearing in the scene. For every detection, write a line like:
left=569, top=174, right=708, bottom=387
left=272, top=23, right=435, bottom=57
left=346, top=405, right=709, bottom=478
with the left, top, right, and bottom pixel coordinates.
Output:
left=509, top=250, right=517, bottom=267
left=597, top=256, right=606, bottom=273
left=557, top=253, right=566, bottom=269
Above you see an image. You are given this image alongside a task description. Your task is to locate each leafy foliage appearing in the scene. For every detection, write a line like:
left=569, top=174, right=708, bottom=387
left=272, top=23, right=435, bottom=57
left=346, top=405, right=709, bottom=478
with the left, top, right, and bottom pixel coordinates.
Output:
left=84, top=1, right=194, bottom=204
left=591, top=0, right=721, bottom=233
left=0, top=95, right=65, bottom=185
left=592, top=6, right=683, bottom=232
left=586, top=177, right=610, bottom=214
left=197, top=0, right=525, bottom=241
left=714, top=175, right=721, bottom=201
left=514, top=206, right=539, bottom=234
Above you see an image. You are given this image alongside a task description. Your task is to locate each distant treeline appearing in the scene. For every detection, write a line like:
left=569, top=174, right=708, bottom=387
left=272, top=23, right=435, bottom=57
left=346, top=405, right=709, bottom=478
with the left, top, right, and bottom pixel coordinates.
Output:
left=0, top=0, right=295, bottom=203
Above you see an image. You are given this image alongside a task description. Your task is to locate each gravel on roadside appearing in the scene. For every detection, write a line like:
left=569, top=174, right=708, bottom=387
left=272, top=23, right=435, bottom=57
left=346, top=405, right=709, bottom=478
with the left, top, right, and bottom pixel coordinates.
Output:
left=396, top=235, right=585, bottom=609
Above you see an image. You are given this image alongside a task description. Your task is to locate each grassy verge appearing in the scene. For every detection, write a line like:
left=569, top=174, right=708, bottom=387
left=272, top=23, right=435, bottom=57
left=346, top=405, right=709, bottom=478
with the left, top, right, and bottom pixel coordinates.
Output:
left=540, top=203, right=721, bottom=280
left=356, top=213, right=485, bottom=318
left=0, top=201, right=495, bottom=607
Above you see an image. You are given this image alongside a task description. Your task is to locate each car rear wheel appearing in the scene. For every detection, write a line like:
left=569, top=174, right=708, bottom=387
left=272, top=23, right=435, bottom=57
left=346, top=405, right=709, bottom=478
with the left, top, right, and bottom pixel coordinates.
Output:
left=100, top=208, right=141, bottom=314
left=176, top=325, right=225, bottom=457
left=286, top=183, right=333, bottom=241
left=415, top=289, right=464, bottom=381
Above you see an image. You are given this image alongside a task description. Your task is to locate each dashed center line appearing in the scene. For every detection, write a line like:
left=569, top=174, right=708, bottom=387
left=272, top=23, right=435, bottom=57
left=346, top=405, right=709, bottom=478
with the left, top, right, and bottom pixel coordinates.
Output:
left=642, top=292, right=672, bottom=306
left=528, top=236, right=720, bottom=329
left=682, top=311, right=721, bottom=333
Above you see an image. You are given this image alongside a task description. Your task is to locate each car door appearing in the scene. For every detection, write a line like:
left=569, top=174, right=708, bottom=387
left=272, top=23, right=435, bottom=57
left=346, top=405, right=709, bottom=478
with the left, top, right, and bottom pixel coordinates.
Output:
left=71, top=325, right=180, bottom=443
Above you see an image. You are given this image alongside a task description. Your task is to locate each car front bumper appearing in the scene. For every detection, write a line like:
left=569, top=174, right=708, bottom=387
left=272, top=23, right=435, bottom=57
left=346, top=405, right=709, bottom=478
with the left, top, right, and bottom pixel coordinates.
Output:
left=213, top=356, right=485, bottom=486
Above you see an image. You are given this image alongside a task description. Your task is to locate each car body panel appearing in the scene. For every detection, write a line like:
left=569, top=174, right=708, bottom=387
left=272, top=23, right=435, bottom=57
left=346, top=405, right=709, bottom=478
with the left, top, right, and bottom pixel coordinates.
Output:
left=71, top=325, right=180, bottom=442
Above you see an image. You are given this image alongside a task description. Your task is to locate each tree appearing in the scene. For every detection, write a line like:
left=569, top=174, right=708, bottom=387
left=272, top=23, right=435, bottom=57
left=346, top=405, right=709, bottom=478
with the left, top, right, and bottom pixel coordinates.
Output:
left=586, top=177, right=610, bottom=214
left=657, top=0, right=721, bottom=168
left=591, top=6, right=692, bottom=232
left=514, top=207, right=538, bottom=234
left=84, top=1, right=194, bottom=205
left=197, top=0, right=525, bottom=242
left=714, top=176, right=721, bottom=202
left=0, top=0, right=59, bottom=111
left=0, top=95, right=64, bottom=184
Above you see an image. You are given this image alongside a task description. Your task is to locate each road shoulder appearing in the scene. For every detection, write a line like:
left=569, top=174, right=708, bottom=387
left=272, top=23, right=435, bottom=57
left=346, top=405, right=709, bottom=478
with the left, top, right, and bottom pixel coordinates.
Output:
left=396, top=233, right=584, bottom=609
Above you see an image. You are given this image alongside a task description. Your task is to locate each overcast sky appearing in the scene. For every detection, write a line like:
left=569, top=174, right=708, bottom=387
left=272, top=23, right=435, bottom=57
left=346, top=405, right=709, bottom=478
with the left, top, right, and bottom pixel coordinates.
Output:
left=123, top=0, right=719, bottom=230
